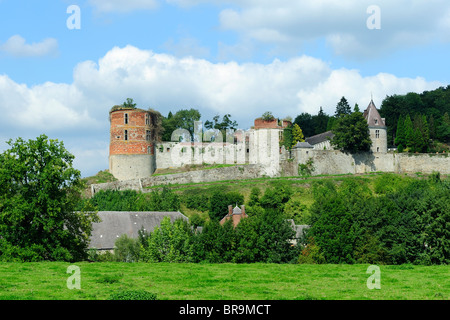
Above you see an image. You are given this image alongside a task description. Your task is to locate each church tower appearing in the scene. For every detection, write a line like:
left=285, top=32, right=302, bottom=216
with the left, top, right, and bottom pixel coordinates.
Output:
left=363, top=99, right=387, bottom=153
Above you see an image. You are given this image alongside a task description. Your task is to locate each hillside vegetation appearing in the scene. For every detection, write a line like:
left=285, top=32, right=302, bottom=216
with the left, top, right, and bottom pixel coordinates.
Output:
left=79, top=172, right=450, bottom=266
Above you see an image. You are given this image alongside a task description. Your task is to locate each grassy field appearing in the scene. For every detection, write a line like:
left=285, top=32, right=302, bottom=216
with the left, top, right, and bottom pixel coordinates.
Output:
left=0, top=262, right=448, bottom=300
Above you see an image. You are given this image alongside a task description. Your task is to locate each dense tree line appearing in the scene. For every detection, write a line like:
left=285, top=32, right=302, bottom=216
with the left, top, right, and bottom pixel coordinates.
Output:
left=380, top=86, right=450, bottom=148
left=98, top=174, right=449, bottom=265
left=304, top=173, right=450, bottom=265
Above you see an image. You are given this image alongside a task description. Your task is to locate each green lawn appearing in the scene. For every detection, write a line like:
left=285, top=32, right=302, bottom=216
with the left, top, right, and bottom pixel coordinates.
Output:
left=0, top=262, right=448, bottom=300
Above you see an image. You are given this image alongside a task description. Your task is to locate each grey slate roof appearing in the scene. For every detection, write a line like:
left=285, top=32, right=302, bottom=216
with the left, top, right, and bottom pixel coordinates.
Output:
left=89, top=211, right=188, bottom=250
left=286, top=219, right=310, bottom=239
left=364, top=100, right=386, bottom=128
left=293, top=141, right=313, bottom=149
left=305, top=131, right=335, bottom=146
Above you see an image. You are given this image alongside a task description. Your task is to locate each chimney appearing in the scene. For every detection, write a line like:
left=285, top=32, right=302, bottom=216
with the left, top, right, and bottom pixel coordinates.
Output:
left=241, top=205, right=246, bottom=217
left=228, top=205, right=232, bottom=217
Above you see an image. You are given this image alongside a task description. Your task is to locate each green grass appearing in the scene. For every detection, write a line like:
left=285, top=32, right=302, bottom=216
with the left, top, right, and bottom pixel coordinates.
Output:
left=0, top=263, right=448, bottom=300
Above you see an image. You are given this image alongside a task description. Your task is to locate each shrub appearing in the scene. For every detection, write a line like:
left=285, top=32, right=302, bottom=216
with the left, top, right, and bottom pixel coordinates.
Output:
left=297, top=239, right=326, bottom=264
left=208, top=191, right=244, bottom=221
left=109, top=290, right=157, bottom=300
left=298, top=159, right=315, bottom=176
left=140, top=217, right=194, bottom=263
left=114, top=234, right=141, bottom=262
left=184, top=193, right=209, bottom=211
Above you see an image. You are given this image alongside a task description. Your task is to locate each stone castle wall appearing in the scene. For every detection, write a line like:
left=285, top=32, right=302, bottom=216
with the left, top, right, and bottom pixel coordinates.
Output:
left=293, top=149, right=450, bottom=176
left=91, top=164, right=265, bottom=195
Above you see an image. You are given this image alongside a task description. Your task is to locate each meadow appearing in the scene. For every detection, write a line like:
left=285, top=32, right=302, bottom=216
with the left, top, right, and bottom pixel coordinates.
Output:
left=0, top=262, right=448, bottom=300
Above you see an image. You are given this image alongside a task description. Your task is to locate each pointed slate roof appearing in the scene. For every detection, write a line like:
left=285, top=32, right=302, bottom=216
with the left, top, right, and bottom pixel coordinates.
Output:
left=232, top=205, right=242, bottom=214
left=364, top=100, right=386, bottom=128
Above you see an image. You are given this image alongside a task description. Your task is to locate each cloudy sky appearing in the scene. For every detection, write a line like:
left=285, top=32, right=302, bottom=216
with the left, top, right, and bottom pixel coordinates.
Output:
left=1, top=0, right=449, bottom=177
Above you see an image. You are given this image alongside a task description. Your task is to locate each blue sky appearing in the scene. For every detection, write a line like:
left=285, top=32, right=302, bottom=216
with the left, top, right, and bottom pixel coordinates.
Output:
left=1, top=0, right=449, bottom=177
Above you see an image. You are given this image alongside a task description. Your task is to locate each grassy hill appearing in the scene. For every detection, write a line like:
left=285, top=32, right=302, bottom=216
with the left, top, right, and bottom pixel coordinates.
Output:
left=82, top=170, right=447, bottom=224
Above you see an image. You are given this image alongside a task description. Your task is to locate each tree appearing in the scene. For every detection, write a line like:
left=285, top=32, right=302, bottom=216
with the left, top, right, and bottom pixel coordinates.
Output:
left=411, top=114, right=429, bottom=153
left=140, top=217, right=194, bottom=263
left=261, top=111, right=275, bottom=121
left=312, top=107, right=329, bottom=135
left=280, top=125, right=293, bottom=150
left=436, top=112, right=450, bottom=143
left=291, top=123, right=305, bottom=147
left=234, top=208, right=297, bottom=263
left=0, top=135, right=99, bottom=262
left=335, top=97, right=351, bottom=118
left=394, top=115, right=406, bottom=150
left=204, top=113, right=238, bottom=142
left=161, top=108, right=201, bottom=141
left=122, top=98, right=137, bottom=109
left=331, top=111, right=372, bottom=153
left=294, top=113, right=315, bottom=137
left=326, top=116, right=337, bottom=131
left=208, top=190, right=244, bottom=222
left=403, top=114, right=414, bottom=150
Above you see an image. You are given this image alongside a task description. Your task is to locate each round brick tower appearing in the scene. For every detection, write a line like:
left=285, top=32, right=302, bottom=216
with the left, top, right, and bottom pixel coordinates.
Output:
left=109, top=106, right=156, bottom=180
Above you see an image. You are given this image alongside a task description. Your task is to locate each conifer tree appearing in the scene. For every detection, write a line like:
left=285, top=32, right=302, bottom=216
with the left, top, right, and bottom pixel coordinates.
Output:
left=404, top=114, right=414, bottom=150
left=395, top=115, right=405, bottom=150
left=291, top=123, right=305, bottom=147
left=335, top=97, right=351, bottom=118
left=412, top=114, right=429, bottom=153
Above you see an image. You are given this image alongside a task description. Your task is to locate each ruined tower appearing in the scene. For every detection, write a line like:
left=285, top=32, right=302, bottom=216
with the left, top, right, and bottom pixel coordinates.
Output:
left=109, top=106, right=157, bottom=180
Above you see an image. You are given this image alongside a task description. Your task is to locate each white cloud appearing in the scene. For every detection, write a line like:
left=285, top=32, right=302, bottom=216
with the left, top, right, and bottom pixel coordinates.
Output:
left=0, top=35, right=58, bottom=57
left=0, top=45, right=441, bottom=176
left=88, top=0, right=159, bottom=13
left=215, top=0, right=450, bottom=58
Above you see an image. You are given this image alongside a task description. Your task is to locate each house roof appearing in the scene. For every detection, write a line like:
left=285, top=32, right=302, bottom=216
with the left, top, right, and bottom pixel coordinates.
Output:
left=286, top=219, right=310, bottom=239
left=363, top=100, right=386, bottom=128
left=232, top=205, right=242, bottom=214
left=89, top=211, right=188, bottom=250
left=305, top=131, right=335, bottom=145
left=293, top=141, right=313, bottom=149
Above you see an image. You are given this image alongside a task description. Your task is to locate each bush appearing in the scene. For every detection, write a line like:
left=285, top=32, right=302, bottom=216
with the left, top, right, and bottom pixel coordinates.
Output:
left=184, top=193, right=209, bottom=211
left=109, top=290, right=157, bottom=300
left=297, top=239, right=326, bottom=264
left=140, top=217, right=194, bottom=263
left=81, top=187, right=181, bottom=212
left=208, top=191, right=244, bottom=221
left=114, top=234, right=141, bottom=262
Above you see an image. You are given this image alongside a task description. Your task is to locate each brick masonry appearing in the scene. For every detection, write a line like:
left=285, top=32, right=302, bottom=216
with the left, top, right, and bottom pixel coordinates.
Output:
left=109, top=109, right=154, bottom=156
left=109, top=108, right=156, bottom=179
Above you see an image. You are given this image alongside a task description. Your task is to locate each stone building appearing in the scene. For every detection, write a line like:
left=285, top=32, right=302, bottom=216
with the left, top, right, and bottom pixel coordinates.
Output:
left=363, top=99, right=388, bottom=153
left=107, top=100, right=387, bottom=181
left=89, top=211, right=188, bottom=250
left=109, top=106, right=158, bottom=180
left=305, top=131, right=335, bottom=150
left=220, top=205, right=247, bottom=227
